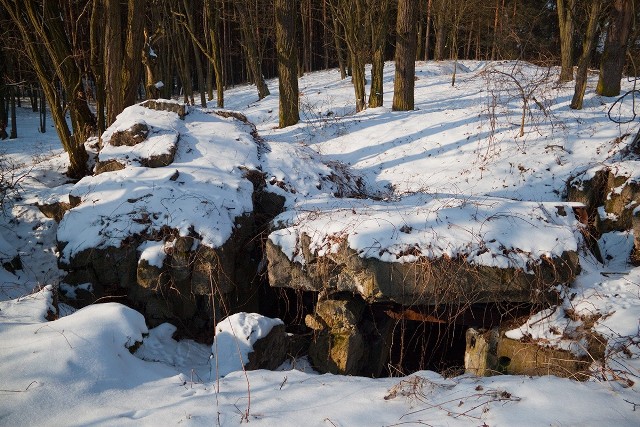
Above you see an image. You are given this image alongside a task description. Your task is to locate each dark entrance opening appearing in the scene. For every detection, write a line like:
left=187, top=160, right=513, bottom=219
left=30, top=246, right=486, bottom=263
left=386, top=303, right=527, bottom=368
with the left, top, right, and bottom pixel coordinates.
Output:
left=384, top=302, right=534, bottom=376
left=387, top=319, right=467, bottom=376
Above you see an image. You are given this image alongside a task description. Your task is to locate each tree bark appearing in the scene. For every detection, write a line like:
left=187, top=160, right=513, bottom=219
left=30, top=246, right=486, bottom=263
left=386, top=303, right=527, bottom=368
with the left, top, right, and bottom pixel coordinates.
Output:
left=433, top=0, right=447, bottom=60
left=331, top=10, right=347, bottom=79
left=0, top=48, right=6, bottom=138
left=234, top=0, right=270, bottom=99
left=334, top=0, right=368, bottom=111
left=557, top=0, right=576, bottom=82
left=570, top=0, right=602, bottom=109
left=181, top=0, right=207, bottom=107
left=368, top=0, right=390, bottom=108
left=276, top=0, right=300, bottom=127
left=39, top=88, right=46, bottom=134
left=90, top=0, right=106, bottom=137
left=597, top=0, right=633, bottom=96
left=424, top=0, right=432, bottom=60
left=104, top=0, right=146, bottom=125
left=393, top=0, right=419, bottom=111
left=205, top=0, right=225, bottom=107
left=9, top=86, right=16, bottom=139
left=491, top=0, right=501, bottom=60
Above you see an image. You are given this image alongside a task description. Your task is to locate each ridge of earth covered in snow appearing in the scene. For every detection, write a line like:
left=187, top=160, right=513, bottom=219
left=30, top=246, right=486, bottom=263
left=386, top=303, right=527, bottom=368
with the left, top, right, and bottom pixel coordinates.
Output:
left=1, top=61, right=639, bottom=425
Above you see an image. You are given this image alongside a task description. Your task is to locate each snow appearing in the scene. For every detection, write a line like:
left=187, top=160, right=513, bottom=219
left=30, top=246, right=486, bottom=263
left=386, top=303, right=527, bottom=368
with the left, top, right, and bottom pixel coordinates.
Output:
left=138, top=240, right=167, bottom=268
left=57, top=106, right=258, bottom=262
left=210, top=312, right=284, bottom=378
left=1, top=61, right=640, bottom=425
left=270, top=194, right=582, bottom=270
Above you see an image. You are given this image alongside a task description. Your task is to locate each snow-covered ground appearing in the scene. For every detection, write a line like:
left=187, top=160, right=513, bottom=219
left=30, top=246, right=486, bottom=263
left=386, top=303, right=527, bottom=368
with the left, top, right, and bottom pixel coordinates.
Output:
left=1, top=61, right=639, bottom=425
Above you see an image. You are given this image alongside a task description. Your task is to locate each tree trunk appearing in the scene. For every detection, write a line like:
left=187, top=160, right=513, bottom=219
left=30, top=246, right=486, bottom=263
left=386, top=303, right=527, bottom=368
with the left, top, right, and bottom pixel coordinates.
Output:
left=332, top=12, right=347, bottom=79
left=369, top=0, right=390, bottom=108
left=351, top=50, right=366, bottom=112
left=122, top=0, right=146, bottom=108
left=29, top=86, right=38, bottom=112
left=39, top=88, right=46, bottom=134
left=491, top=0, right=501, bottom=60
left=323, top=0, right=329, bottom=69
left=9, top=86, right=16, bottom=139
left=276, top=0, right=300, bottom=127
left=205, top=0, right=225, bottom=107
left=557, top=0, right=576, bottom=82
left=570, top=0, right=602, bottom=110
left=0, top=48, right=6, bottom=138
left=393, top=0, right=419, bottom=111
left=104, top=0, right=123, bottom=123
left=416, top=0, right=424, bottom=61
left=181, top=0, right=207, bottom=107
left=104, top=0, right=145, bottom=125
left=597, top=0, right=633, bottom=96
left=424, top=0, right=432, bottom=60
left=301, top=0, right=311, bottom=73
left=90, top=0, right=106, bottom=137
left=433, top=0, right=447, bottom=60
left=234, top=0, right=270, bottom=99
left=336, top=0, right=367, bottom=111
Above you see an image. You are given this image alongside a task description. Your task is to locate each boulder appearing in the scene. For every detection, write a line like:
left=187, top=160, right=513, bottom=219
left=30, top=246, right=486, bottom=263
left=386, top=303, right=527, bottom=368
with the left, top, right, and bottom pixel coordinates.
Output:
left=96, top=128, right=178, bottom=172
left=109, top=122, right=150, bottom=147
left=567, top=162, right=640, bottom=234
left=94, top=158, right=126, bottom=175
left=309, top=327, right=365, bottom=375
left=60, top=216, right=259, bottom=332
left=37, top=200, right=72, bottom=223
left=246, top=323, right=289, bottom=370
left=305, top=296, right=393, bottom=376
left=56, top=102, right=276, bottom=340
left=307, top=298, right=366, bottom=375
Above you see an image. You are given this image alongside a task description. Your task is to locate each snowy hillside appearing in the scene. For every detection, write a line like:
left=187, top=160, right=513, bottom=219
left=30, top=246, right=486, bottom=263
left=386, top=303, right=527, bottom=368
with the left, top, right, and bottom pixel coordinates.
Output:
left=1, top=61, right=639, bottom=425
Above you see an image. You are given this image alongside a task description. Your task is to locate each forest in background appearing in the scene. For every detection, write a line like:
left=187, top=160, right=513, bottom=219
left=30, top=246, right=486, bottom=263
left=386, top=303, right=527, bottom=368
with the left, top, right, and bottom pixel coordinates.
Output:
left=0, top=0, right=637, bottom=176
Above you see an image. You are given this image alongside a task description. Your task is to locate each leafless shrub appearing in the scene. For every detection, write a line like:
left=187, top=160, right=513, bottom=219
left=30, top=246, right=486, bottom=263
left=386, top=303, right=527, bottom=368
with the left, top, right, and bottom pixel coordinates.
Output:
left=0, top=154, right=31, bottom=214
left=384, top=375, right=520, bottom=424
left=299, top=93, right=353, bottom=140
left=476, top=62, right=560, bottom=158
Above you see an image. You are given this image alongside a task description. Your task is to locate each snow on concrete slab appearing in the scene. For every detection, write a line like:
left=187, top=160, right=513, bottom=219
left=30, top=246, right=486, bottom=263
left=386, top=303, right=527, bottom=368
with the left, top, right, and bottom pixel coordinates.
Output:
left=270, top=194, right=583, bottom=271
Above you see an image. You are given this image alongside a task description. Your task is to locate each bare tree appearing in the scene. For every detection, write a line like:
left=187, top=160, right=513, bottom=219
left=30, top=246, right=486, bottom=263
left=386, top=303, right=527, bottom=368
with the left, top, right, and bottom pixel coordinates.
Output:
left=104, top=0, right=146, bottom=125
left=424, top=0, right=433, bottom=60
left=234, top=0, right=270, bottom=100
left=368, top=0, right=390, bottom=108
left=331, top=0, right=368, bottom=112
left=393, top=0, right=419, bottom=111
left=597, top=0, right=633, bottom=96
left=276, top=0, right=299, bottom=127
left=432, top=0, right=448, bottom=61
left=205, top=0, right=225, bottom=107
left=1, top=0, right=93, bottom=178
left=570, top=0, right=604, bottom=109
left=557, top=0, right=576, bottom=82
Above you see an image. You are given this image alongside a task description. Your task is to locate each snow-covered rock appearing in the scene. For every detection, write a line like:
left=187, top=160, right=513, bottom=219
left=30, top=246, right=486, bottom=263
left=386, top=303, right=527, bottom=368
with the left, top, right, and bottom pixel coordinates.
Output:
left=267, top=194, right=583, bottom=305
left=56, top=103, right=266, bottom=332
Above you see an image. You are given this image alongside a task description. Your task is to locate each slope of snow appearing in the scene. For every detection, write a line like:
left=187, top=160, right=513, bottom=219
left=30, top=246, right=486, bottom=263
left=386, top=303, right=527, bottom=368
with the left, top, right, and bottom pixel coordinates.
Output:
left=1, top=61, right=639, bottom=425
